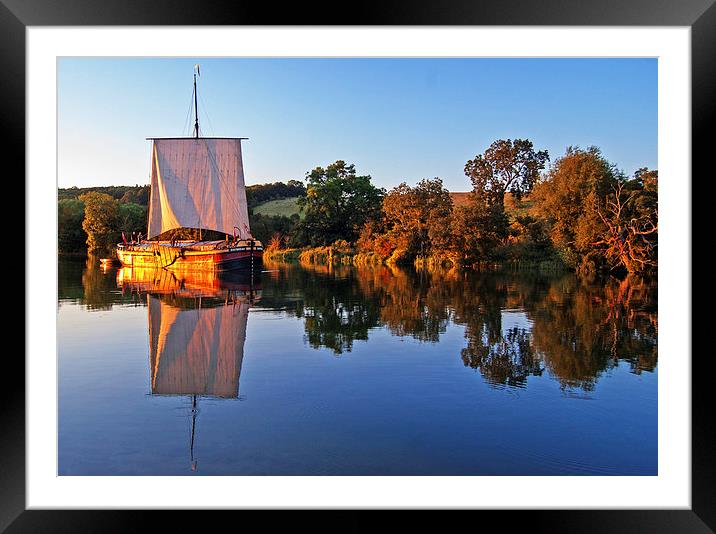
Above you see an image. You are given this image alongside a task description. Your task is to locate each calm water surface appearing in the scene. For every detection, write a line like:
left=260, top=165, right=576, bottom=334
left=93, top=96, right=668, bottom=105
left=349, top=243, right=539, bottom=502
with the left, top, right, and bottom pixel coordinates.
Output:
left=58, top=257, right=657, bottom=475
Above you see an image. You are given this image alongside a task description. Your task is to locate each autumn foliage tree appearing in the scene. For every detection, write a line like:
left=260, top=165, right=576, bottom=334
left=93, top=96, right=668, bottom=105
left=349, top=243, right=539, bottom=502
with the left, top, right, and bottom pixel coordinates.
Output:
left=532, top=146, right=621, bottom=272
left=593, top=171, right=657, bottom=274
left=79, top=192, right=120, bottom=254
left=375, top=178, right=454, bottom=263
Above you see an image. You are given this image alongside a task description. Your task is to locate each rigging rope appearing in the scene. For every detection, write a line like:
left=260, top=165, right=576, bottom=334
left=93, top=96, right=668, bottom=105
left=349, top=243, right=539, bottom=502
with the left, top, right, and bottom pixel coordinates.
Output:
left=181, top=85, right=195, bottom=137
left=197, top=90, right=216, bottom=138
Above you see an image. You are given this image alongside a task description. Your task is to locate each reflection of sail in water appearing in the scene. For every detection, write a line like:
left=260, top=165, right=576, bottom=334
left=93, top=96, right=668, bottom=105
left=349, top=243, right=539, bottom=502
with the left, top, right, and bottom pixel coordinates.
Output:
left=117, top=266, right=260, bottom=470
left=147, top=294, right=249, bottom=398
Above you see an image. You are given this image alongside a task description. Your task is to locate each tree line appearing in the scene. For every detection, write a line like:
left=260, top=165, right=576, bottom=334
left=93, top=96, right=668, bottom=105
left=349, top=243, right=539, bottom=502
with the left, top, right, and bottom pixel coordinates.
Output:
left=58, top=194, right=147, bottom=254
left=59, top=138, right=657, bottom=276
left=58, top=181, right=308, bottom=254
left=273, top=140, right=657, bottom=276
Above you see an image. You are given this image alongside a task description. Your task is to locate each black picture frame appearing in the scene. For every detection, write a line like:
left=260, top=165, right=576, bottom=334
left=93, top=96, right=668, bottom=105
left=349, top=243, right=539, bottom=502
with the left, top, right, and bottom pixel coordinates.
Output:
left=8, top=1, right=708, bottom=531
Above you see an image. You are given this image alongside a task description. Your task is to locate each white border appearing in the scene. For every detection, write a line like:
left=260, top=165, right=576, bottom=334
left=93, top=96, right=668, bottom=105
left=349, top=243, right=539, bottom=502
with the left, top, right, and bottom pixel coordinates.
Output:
left=28, top=27, right=691, bottom=509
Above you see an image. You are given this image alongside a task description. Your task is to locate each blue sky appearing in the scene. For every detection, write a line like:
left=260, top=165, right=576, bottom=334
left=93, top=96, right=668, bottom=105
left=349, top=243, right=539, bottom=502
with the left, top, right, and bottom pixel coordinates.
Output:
left=58, top=57, right=657, bottom=191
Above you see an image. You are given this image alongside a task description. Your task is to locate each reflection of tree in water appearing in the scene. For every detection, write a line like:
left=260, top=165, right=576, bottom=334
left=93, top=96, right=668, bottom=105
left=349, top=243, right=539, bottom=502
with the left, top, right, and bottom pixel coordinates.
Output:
left=461, top=326, right=544, bottom=388
left=530, top=275, right=657, bottom=390
left=446, top=270, right=546, bottom=387
left=354, top=266, right=450, bottom=342
left=453, top=271, right=657, bottom=390
left=74, top=255, right=142, bottom=310
left=264, top=263, right=382, bottom=354
left=263, top=263, right=657, bottom=390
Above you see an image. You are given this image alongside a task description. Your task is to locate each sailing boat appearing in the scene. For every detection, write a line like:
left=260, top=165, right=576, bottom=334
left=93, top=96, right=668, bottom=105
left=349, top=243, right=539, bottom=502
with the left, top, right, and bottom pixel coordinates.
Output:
left=116, top=66, right=263, bottom=272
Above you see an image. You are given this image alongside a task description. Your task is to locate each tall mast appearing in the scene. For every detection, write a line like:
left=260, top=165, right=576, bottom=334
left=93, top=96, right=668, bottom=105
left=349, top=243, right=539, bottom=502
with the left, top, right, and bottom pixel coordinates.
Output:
left=194, top=66, right=201, bottom=247
left=189, top=394, right=198, bottom=471
left=193, top=69, right=200, bottom=139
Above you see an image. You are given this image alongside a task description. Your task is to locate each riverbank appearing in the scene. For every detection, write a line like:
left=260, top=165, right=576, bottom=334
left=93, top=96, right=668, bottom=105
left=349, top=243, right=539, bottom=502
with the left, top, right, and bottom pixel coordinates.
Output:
left=263, top=244, right=568, bottom=273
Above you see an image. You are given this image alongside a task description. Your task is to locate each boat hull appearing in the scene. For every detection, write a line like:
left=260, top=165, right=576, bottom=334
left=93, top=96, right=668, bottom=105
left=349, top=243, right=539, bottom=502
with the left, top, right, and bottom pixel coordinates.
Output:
left=116, top=241, right=263, bottom=272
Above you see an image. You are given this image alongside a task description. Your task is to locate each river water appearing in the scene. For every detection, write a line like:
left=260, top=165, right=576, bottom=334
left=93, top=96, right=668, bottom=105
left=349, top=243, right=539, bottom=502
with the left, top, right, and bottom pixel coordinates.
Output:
left=58, top=257, right=657, bottom=475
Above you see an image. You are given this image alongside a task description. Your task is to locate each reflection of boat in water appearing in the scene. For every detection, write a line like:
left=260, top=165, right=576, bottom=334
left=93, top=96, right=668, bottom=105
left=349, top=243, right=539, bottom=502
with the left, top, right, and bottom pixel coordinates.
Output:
left=117, top=265, right=261, bottom=303
left=117, top=266, right=260, bottom=470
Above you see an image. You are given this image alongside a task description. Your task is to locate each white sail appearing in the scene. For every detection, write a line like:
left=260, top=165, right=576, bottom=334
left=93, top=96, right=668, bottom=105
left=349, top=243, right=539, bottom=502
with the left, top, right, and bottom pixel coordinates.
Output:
left=147, top=138, right=251, bottom=239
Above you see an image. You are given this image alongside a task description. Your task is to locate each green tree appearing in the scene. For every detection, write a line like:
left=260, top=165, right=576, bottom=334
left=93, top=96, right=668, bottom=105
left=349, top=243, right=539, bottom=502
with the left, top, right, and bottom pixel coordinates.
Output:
left=79, top=192, right=120, bottom=253
left=120, top=185, right=150, bottom=206
left=117, top=203, right=148, bottom=237
left=249, top=213, right=300, bottom=245
left=58, top=198, right=87, bottom=253
left=461, top=139, right=549, bottom=260
left=296, top=160, right=384, bottom=246
left=464, top=139, right=549, bottom=208
left=60, top=185, right=146, bottom=202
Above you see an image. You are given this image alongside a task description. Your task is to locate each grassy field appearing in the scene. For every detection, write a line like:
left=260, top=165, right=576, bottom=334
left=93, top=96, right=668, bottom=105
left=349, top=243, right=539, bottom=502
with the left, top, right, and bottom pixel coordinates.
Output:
left=256, top=193, right=471, bottom=216
left=253, top=192, right=533, bottom=220
left=450, top=191, right=534, bottom=217
left=252, top=196, right=304, bottom=218
left=449, top=192, right=471, bottom=207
